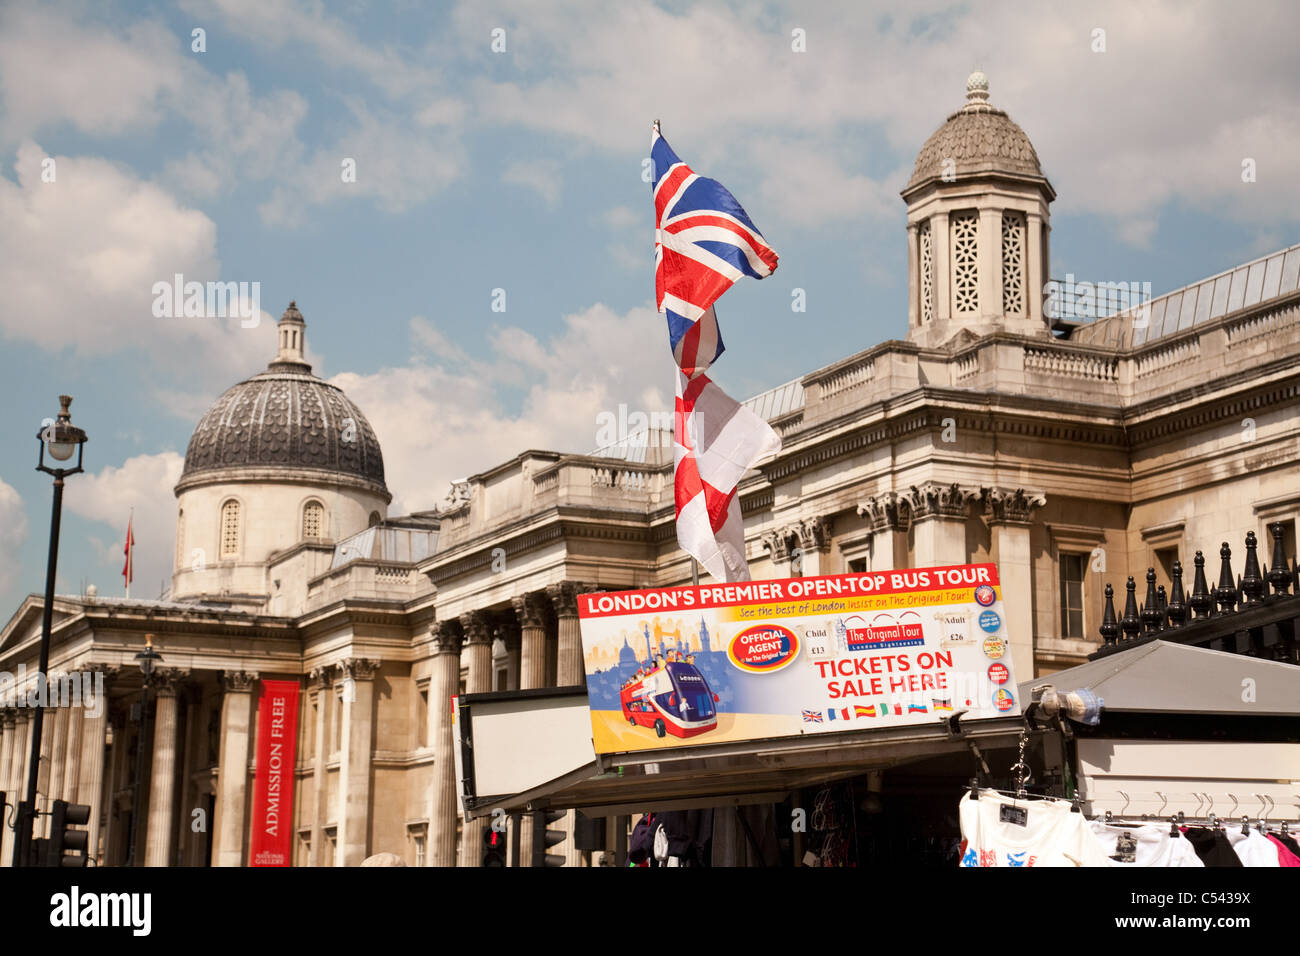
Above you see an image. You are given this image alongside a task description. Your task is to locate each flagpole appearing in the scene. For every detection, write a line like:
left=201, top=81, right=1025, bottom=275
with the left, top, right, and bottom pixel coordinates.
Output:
left=691, top=557, right=699, bottom=587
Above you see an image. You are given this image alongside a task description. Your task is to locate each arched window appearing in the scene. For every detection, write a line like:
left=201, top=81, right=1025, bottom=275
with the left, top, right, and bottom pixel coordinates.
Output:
left=303, top=500, right=324, bottom=539
left=1001, top=211, right=1026, bottom=315
left=368, top=511, right=381, bottom=528
left=220, top=500, right=240, bottom=558
left=176, top=509, right=185, bottom=569
left=918, top=220, right=933, bottom=324
left=950, top=210, right=979, bottom=314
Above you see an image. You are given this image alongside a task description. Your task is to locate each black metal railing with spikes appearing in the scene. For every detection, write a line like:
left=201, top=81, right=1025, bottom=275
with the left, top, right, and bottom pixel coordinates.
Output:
left=1089, top=522, right=1299, bottom=663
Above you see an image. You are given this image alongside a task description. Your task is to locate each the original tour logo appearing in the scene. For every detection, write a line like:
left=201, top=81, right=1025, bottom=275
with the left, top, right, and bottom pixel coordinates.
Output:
left=728, top=623, right=800, bottom=673
left=837, top=611, right=925, bottom=652
left=973, top=584, right=997, bottom=607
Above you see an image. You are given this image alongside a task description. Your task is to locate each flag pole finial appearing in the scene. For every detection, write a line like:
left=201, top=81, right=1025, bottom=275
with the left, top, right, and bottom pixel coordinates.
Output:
left=653, top=118, right=661, bottom=133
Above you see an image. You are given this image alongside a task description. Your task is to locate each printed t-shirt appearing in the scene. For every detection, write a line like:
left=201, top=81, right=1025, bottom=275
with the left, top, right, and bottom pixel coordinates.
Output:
left=959, top=792, right=1111, bottom=867
left=1088, top=821, right=1204, bottom=867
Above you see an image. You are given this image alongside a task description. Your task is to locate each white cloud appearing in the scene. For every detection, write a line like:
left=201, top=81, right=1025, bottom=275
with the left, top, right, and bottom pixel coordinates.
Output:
left=456, top=0, right=1300, bottom=242
left=0, top=479, right=30, bottom=595
left=0, top=142, right=270, bottom=389
left=332, top=303, right=676, bottom=514
left=257, top=99, right=465, bottom=224
left=64, top=452, right=185, bottom=600
left=503, top=159, right=561, bottom=205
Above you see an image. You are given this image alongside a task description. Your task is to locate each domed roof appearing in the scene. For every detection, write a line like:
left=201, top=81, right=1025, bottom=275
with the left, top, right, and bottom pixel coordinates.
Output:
left=178, top=303, right=388, bottom=497
left=904, top=72, right=1049, bottom=195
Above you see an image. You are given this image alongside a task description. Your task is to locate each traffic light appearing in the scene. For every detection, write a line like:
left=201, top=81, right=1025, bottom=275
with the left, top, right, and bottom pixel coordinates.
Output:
left=481, top=822, right=506, bottom=867
left=45, top=800, right=91, bottom=867
left=532, top=810, right=566, bottom=867
left=573, top=811, right=605, bottom=851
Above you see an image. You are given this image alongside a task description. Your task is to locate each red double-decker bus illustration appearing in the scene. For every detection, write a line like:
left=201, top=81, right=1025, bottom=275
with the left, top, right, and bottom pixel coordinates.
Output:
left=619, top=661, right=720, bottom=739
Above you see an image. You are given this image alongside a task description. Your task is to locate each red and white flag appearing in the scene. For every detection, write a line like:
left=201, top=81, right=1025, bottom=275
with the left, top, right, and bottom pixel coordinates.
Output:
left=122, top=513, right=135, bottom=593
left=674, top=371, right=780, bottom=582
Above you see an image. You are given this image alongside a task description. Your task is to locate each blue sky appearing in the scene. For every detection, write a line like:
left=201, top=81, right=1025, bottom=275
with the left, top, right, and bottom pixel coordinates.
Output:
left=1, top=0, right=1298, bottom=611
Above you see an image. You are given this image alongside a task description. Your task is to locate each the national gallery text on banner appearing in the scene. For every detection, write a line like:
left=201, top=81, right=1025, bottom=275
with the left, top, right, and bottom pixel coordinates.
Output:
left=249, top=679, right=300, bottom=866
left=577, top=563, right=1021, bottom=755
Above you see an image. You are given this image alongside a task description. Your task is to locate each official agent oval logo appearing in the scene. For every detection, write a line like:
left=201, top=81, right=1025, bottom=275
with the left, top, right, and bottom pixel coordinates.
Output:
left=728, top=623, right=800, bottom=674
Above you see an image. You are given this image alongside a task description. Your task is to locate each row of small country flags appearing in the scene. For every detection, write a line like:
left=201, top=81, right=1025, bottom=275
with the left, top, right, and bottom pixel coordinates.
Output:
left=801, top=700, right=954, bottom=723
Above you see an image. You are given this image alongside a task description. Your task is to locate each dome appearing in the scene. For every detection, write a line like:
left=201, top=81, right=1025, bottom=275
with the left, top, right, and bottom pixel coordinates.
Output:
left=904, top=72, right=1048, bottom=195
left=177, top=303, right=388, bottom=497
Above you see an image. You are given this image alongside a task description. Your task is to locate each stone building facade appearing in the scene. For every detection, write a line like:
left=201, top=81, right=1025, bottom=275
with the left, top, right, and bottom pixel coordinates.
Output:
left=0, top=73, right=1297, bottom=867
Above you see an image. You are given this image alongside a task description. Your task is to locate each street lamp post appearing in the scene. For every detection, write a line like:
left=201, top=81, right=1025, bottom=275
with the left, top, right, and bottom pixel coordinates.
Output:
left=12, top=396, right=87, bottom=867
left=125, top=634, right=162, bottom=867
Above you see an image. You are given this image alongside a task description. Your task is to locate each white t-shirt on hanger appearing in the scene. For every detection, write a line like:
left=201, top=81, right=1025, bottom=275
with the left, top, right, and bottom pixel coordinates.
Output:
left=1225, top=828, right=1281, bottom=867
left=1087, top=821, right=1205, bottom=867
left=959, top=791, right=1112, bottom=867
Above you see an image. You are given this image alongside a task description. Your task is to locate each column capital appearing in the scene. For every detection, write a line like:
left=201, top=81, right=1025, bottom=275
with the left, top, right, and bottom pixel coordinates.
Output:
left=906, top=482, right=980, bottom=520
left=544, top=581, right=594, bottom=618
left=857, top=493, right=911, bottom=533
left=429, top=620, right=463, bottom=657
left=760, top=527, right=796, bottom=562
left=336, top=657, right=380, bottom=682
left=222, top=670, right=258, bottom=693
left=147, top=667, right=188, bottom=696
left=511, top=592, right=546, bottom=629
left=308, top=666, right=333, bottom=691
left=1, top=707, right=17, bottom=726
left=459, top=610, right=493, bottom=646
left=981, top=487, right=1047, bottom=526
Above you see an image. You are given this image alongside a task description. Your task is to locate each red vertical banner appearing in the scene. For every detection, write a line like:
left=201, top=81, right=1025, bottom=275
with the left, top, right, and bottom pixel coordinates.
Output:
left=249, top=679, right=300, bottom=867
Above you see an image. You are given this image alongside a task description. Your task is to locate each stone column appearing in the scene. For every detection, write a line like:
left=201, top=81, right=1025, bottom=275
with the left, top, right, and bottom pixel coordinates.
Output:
left=858, top=494, right=910, bottom=571
left=308, top=667, right=330, bottom=868
left=907, top=482, right=979, bottom=567
left=426, top=623, right=462, bottom=867
left=145, top=669, right=185, bottom=866
left=983, top=488, right=1046, bottom=681
left=512, top=593, right=547, bottom=863
left=514, top=593, right=547, bottom=692
left=548, top=583, right=589, bottom=687
left=62, top=695, right=85, bottom=807
left=980, top=207, right=1003, bottom=321
left=0, top=709, right=16, bottom=866
left=48, top=699, right=71, bottom=809
left=1027, top=212, right=1044, bottom=326
left=77, top=667, right=115, bottom=867
left=37, top=705, right=57, bottom=834
left=213, top=670, right=257, bottom=867
left=99, top=713, right=122, bottom=866
left=932, top=211, right=951, bottom=324
left=457, top=612, right=493, bottom=867
left=907, top=222, right=919, bottom=330
left=336, top=657, right=379, bottom=867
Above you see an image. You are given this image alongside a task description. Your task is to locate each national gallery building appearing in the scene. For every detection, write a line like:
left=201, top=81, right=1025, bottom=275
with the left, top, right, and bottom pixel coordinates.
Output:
left=1, top=74, right=1297, bottom=867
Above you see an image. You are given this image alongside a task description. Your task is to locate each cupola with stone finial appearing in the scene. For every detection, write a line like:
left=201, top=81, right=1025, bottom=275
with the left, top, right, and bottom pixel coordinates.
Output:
left=901, top=72, right=1056, bottom=348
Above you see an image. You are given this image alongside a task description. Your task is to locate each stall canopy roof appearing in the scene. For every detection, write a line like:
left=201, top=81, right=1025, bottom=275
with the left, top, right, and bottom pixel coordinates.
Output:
left=1021, top=640, right=1300, bottom=716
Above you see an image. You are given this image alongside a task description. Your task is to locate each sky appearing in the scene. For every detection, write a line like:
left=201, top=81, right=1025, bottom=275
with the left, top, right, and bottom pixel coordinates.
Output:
left=1, top=0, right=1298, bottom=614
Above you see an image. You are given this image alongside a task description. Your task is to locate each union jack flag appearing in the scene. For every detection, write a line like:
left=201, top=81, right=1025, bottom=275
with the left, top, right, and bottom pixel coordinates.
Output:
left=801, top=709, right=823, bottom=723
left=652, top=124, right=779, bottom=377
left=652, top=122, right=782, bottom=582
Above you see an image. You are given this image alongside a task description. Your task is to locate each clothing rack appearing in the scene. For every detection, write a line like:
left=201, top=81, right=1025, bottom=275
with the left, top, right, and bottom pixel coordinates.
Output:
left=1083, top=790, right=1300, bottom=826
